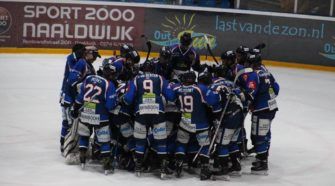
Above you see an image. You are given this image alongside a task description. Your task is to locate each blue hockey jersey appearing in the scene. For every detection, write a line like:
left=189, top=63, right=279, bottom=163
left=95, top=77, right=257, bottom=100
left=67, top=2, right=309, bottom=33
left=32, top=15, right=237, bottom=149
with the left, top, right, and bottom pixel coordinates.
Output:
left=76, top=75, right=117, bottom=124
left=123, top=72, right=169, bottom=114
left=61, top=53, right=77, bottom=94
left=166, top=83, right=209, bottom=131
left=63, top=58, right=96, bottom=105
left=170, top=45, right=200, bottom=79
left=244, top=67, right=280, bottom=112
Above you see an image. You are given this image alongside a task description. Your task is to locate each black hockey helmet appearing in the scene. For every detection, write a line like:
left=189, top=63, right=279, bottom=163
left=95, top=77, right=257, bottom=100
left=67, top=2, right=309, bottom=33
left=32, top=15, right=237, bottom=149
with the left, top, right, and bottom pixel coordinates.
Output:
left=85, top=46, right=101, bottom=60
left=213, top=65, right=228, bottom=78
left=120, top=44, right=135, bottom=58
left=180, top=32, right=193, bottom=47
left=101, top=59, right=121, bottom=80
left=236, top=45, right=250, bottom=55
left=198, top=70, right=212, bottom=86
left=125, top=50, right=140, bottom=64
left=72, top=43, right=85, bottom=53
left=247, top=54, right=262, bottom=67
left=160, top=46, right=172, bottom=59
left=180, top=71, right=196, bottom=85
left=250, top=48, right=261, bottom=55
left=221, top=50, right=236, bottom=60
left=140, top=59, right=154, bottom=72
left=236, top=45, right=249, bottom=65
left=72, top=43, right=86, bottom=60
left=221, top=50, right=236, bottom=67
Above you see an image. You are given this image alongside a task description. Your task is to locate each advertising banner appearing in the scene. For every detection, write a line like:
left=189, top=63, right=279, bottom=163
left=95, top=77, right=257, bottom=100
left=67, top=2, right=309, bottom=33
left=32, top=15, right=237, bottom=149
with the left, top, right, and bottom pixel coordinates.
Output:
left=145, top=8, right=335, bottom=67
left=0, top=1, right=145, bottom=49
left=0, top=1, right=334, bottom=66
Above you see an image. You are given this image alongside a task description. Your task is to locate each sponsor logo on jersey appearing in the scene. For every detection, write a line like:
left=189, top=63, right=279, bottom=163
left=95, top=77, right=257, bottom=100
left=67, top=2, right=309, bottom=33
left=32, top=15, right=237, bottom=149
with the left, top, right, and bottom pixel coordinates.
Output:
left=248, top=81, right=256, bottom=90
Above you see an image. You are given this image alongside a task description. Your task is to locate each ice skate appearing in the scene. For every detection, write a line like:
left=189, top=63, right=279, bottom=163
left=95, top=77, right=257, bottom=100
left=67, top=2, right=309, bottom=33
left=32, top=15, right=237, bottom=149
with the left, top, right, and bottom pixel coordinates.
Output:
left=251, top=160, right=268, bottom=175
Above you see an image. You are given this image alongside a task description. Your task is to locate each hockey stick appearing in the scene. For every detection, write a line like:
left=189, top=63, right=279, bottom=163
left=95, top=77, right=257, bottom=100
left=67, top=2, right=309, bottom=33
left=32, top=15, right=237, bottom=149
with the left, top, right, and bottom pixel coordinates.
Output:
left=192, top=67, right=253, bottom=162
left=209, top=67, right=253, bottom=152
left=204, top=34, right=219, bottom=65
left=141, top=34, right=152, bottom=61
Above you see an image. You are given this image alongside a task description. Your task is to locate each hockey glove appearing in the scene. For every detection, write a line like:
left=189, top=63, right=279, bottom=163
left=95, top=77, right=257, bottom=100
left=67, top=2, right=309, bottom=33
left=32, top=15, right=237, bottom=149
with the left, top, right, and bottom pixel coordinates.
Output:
left=70, top=109, right=79, bottom=119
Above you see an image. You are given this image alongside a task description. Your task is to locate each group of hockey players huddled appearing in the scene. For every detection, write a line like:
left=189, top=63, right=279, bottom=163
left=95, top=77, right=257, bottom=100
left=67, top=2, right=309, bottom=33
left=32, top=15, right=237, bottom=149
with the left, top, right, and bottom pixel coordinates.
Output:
left=59, top=32, right=279, bottom=180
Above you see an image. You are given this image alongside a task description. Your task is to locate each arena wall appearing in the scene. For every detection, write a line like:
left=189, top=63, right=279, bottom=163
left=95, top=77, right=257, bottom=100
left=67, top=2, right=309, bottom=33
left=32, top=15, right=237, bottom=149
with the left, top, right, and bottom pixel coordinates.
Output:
left=0, top=0, right=335, bottom=71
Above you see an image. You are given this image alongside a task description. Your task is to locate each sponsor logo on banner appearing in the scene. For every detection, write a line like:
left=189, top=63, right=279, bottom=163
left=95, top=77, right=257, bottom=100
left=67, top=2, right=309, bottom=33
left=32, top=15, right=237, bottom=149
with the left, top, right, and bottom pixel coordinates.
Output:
left=17, top=3, right=144, bottom=49
left=320, top=36, right=335, bottom=60
left=150, top=14, right=217, bottom=50
left=0, top=6, right=12, bottom=42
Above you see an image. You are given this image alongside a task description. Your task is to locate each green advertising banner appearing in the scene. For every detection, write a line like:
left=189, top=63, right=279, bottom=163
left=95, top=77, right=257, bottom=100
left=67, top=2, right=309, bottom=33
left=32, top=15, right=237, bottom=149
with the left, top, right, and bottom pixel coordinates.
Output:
left=144, top=8, right=335, bottom=67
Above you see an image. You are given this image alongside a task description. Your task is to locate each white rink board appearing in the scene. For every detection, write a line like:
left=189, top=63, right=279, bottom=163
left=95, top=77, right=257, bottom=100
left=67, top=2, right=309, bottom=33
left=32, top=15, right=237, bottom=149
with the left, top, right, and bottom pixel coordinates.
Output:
left=0, top=54, right=335, bottom=186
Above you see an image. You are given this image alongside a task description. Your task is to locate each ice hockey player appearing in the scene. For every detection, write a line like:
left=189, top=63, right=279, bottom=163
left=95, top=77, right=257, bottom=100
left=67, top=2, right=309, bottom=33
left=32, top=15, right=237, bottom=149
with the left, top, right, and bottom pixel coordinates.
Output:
left=59, top=43, right=86, bottom=153
left=235, top=45, right=249, bottom=66
left=166, top=71, right=212, bottom=180
left=206, top=78, right=244, bottom=177
left=110, top=81, right=136, bottom=171
left=243, top=54, right=279, bottom=174
left=221, top=49, right=252, bottom=156
left=71, top=60, right=119, bottom=175
left=64, top=46, right=101, bottom=106
left=152, top=46, right=173, bottom=80
left=112, top=49, right=140, bottom=81
left=220, top=50, right=237, bottom=81
left=62, top=46, right=100, bottom=157
left=170, top=32, right=200, bottom=80
left=122, top=60, right=170, bottom=179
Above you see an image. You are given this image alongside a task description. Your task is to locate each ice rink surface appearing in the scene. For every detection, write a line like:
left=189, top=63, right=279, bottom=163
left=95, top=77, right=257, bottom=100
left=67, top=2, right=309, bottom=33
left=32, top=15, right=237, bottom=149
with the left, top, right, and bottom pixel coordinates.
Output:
left=0, top=54, right=334, bottom=186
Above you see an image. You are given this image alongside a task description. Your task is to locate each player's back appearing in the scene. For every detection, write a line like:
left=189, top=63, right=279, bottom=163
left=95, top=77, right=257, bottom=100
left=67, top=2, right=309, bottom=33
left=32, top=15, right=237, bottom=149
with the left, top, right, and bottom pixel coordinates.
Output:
left=78, top=75, right=113, bottom=122
left=175, top=84, right=208, bottom=129
left=134, top=73, right=166, bottom=113
left=247, top=68, right=279, bottom=112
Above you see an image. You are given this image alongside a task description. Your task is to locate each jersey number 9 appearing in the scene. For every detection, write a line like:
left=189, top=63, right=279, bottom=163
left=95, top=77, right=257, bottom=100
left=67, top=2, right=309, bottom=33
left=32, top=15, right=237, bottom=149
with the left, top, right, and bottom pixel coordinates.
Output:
left=143, top=79, right=153, bottom=93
